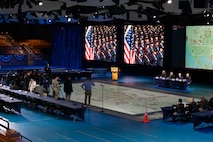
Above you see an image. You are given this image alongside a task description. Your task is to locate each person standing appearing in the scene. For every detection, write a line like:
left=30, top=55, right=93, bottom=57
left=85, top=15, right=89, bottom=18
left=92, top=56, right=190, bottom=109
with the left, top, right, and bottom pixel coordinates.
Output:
left=44, top=63, right=52, bottom=82
left=64, top=76, right=73, bottom=101
left=5, top=70, right=12, bottom=86
left=42, top=74, right=50, bottom=96
left=44, top=63, right=51, bottom=75
left=81, top=76, right=95, bottom=106
left=52, top=76, right=60, bottom=99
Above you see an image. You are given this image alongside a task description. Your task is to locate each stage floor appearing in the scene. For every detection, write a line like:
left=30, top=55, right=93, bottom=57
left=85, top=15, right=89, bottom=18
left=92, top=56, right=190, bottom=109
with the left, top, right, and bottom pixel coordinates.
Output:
left=54, top=82, right=199, bottom=117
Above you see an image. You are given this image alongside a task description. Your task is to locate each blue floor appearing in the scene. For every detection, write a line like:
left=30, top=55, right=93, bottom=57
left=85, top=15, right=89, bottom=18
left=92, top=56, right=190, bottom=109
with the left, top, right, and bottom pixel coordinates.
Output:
left=1, top=106, right=213, bottom=142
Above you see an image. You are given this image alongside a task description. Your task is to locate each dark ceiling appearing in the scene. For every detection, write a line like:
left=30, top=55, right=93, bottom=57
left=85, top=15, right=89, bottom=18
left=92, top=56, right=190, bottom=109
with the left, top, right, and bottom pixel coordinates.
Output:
left=0, top=0, right=211, bottom=25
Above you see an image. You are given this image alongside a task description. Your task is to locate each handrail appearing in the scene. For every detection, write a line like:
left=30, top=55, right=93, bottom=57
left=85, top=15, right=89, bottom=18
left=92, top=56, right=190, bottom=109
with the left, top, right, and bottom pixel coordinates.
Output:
left=20, top=135, right=32, bottom=142
left=0, top=116, right=9, bottom=130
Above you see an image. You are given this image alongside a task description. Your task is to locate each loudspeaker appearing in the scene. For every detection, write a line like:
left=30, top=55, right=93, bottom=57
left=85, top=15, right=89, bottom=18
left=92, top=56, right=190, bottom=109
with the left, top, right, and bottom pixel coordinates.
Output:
left=194, top=0, right=208, bottom=8
left=179, top=1, right=192, bottom=15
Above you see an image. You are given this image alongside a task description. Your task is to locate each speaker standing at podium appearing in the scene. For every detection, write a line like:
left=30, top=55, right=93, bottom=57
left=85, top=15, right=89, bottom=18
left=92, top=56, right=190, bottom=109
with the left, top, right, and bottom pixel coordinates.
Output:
left=81, top=76, right=95, bottom=106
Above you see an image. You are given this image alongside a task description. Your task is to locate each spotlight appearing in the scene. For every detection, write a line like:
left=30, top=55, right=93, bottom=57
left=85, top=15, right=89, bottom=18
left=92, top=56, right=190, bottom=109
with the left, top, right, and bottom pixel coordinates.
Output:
left=67, top=17, right=72, bottom=22
left=167, top=0, right=172, bottom=4
left=35, top=0, right=43, bottom=6
left=38, top=1, right=43, bottom=6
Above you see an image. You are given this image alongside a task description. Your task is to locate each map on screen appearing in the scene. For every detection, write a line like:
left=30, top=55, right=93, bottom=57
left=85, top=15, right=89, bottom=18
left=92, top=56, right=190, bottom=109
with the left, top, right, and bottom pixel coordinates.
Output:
left=186, top=26, right=213, bottom=70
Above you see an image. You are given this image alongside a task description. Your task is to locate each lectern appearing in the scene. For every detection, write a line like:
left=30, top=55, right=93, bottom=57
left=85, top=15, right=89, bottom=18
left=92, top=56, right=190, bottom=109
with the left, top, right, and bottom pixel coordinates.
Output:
left=110, top=67, right=119, bottom=80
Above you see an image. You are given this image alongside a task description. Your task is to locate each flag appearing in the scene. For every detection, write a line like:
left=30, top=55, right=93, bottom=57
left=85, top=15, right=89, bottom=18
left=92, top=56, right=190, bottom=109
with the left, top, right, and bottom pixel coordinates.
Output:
left=85, top=26, right=94, bottom=60
left=124, top=25, right=136, bottom=64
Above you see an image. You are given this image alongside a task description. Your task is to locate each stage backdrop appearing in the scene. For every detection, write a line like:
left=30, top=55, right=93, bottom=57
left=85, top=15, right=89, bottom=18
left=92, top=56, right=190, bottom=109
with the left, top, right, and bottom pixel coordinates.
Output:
left=51, top=26, right=83, bottom=69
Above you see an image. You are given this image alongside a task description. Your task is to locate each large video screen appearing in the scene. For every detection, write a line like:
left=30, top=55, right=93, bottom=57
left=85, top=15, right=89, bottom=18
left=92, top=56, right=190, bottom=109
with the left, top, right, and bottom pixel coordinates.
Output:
left=186, top=26, right=213, bottom=70
left=84, top=25, right=117, bottom=62
left=124, top=25, right=165, bottom=66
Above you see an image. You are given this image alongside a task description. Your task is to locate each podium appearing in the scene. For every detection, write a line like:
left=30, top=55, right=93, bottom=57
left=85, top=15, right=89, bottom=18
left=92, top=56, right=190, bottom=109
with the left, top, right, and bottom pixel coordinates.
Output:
left=110, top=67, right=119, bottom=80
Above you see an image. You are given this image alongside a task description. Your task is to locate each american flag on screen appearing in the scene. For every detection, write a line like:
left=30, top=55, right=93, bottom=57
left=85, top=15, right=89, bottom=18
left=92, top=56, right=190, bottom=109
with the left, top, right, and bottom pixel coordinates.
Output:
left=124, top=25, right=136, bottom=64
left=85, top=26, right=94, bottom=60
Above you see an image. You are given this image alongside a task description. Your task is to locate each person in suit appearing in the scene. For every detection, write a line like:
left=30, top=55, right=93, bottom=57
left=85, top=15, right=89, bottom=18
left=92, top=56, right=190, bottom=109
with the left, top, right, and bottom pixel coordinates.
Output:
left=169, top=71, right=175, bottom=79
left=172, top=98, right=185, bottom=122
left=185, top=73, right=192, bottom=85
left=136, top=53, right=144, bottom=64
left=63, top=76, right=73, bottom=101
left=42, top=74, right=50, bottom=96
left=185, top=97, right=198, bottom=121
left=160, top=70, right=167, bottom=78
left=198, top=96, right=208, bottom=112
left=177, top=72, right=183, bottom=80
left=44, top=63, right=51, bottom=76
left=44, top=63, right=52, bottom=82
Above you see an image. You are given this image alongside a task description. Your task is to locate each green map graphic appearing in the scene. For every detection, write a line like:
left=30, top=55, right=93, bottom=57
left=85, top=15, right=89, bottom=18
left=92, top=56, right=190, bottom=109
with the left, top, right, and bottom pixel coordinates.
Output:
left=186, top=26, right=213, bottom=70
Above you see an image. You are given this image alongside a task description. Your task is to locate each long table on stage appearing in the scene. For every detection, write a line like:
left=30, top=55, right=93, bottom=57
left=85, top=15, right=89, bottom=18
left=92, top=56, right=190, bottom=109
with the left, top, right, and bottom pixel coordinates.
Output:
left=0, top=94, right=22, bottom=114
left=0, top=86, right=85, bottom=121
left=191, top=111, right=213, bottom=129
left=52, top=70, right=92, bottom=80
left=154, top=77, right=188, bottom=90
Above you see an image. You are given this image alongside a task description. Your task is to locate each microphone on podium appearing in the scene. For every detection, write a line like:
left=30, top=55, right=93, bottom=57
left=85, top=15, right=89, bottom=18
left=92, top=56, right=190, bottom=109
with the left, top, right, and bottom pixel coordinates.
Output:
left=100, top=84, right=104, bottom=87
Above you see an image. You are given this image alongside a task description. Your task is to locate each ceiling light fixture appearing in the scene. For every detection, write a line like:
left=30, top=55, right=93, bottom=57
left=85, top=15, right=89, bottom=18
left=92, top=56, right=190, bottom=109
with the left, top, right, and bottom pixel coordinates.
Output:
left=35, top=0, right=43, bottom=6
left=167, top=0, right=172, bottom=4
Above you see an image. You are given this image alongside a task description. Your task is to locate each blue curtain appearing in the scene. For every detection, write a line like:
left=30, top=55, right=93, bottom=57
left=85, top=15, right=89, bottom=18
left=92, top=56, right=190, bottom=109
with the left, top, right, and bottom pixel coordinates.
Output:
left=51, top=26, right=83, bottom=69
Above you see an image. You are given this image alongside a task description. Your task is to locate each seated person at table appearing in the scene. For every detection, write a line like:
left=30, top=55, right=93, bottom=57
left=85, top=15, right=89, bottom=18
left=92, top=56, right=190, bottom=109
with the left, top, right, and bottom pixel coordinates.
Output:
left=185, top=97, right=198, bottom=120
left=172, top=98, right=185, bottom=122
left=160, top=70, right=167, bottom=78
left=177, top=72, right=183, bottom=80
left=169, top=71, right=175, bottom=79
left=185, top=73, right=192, bottom=85
left=208, top=93, right=213, bottom=110
left=198, top=96, right=208, bottom=112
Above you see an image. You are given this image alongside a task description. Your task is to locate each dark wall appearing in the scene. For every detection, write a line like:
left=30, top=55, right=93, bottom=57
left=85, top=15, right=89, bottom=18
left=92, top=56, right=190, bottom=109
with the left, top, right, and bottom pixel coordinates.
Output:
left=1, top=22, right=213, bottom=84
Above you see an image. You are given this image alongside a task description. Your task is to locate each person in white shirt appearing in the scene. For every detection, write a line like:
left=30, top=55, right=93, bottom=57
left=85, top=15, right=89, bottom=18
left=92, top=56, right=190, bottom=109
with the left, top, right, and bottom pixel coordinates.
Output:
left=28, top=77, right=36, bottom=92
